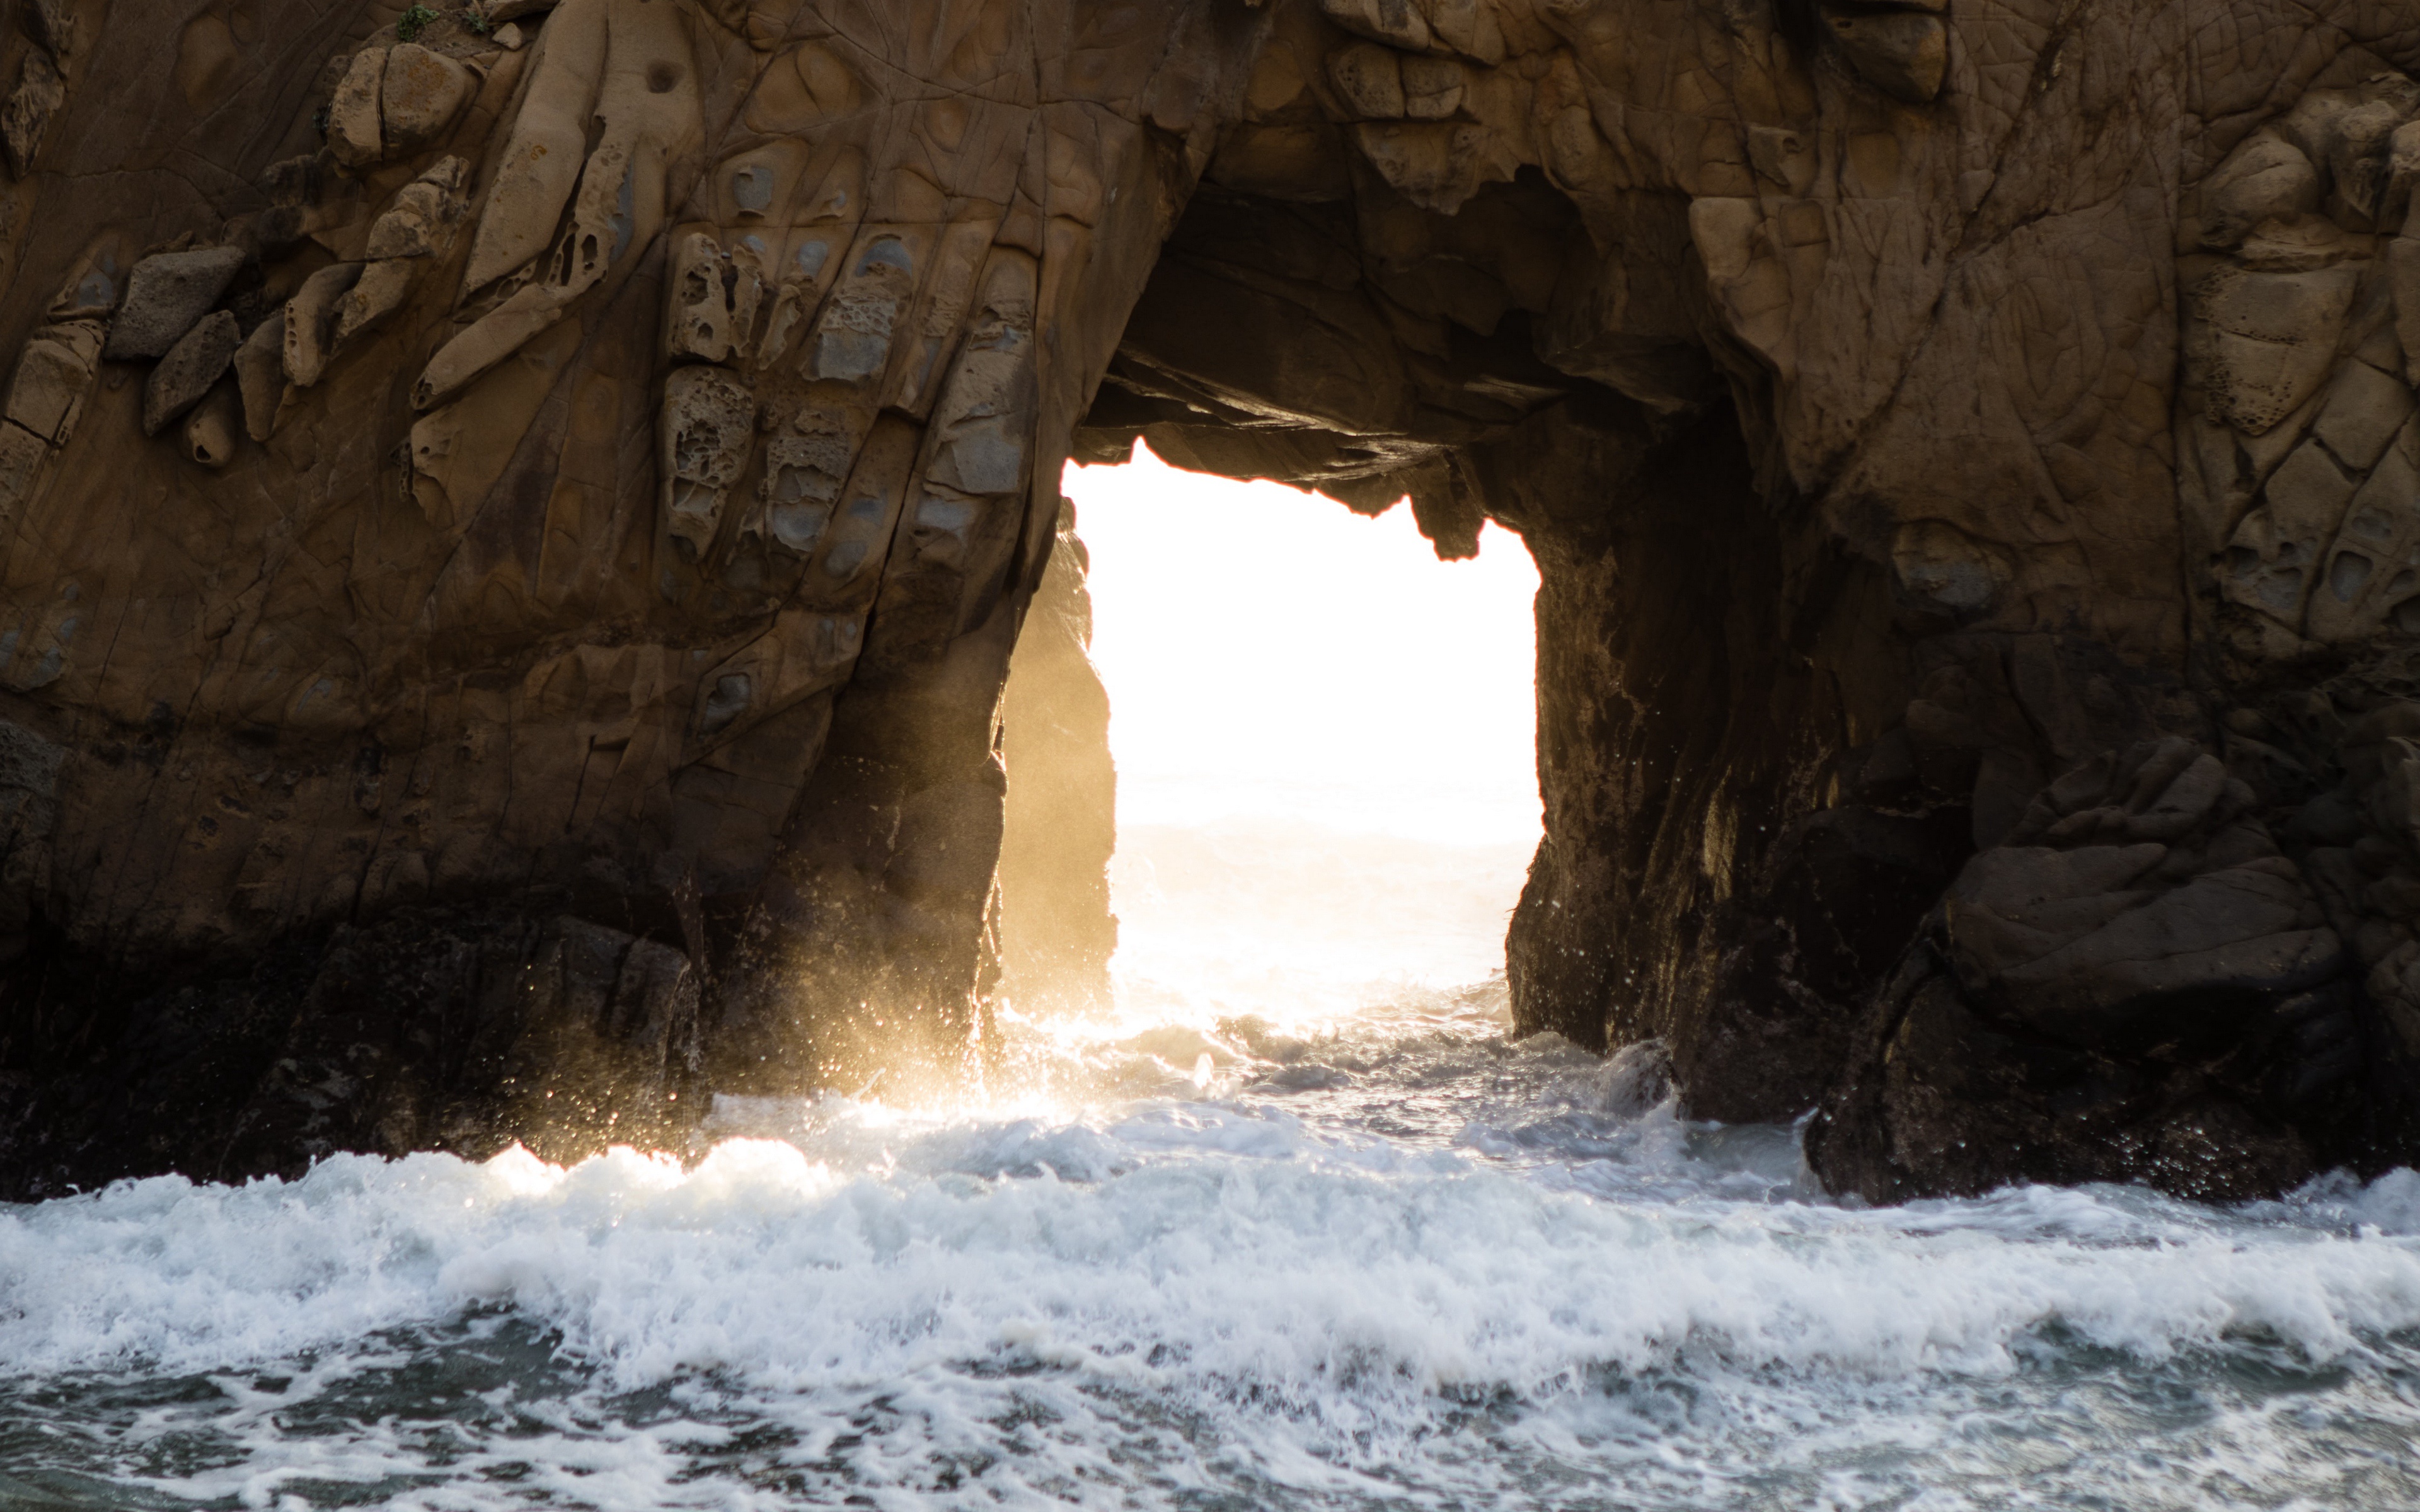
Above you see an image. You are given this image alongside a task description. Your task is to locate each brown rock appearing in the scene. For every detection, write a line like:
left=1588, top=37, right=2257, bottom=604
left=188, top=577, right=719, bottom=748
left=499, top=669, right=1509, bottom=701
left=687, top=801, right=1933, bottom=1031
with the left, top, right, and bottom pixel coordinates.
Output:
left=101, top=247, right=244, bottom=361
left=380, top=44, right=473, bottom=154
left=658, top=364, right=753, bottom=558
left=3, top=318, right=101, bottom=445
left=326, top=48, right=388, bottom=169
left=1, top=50, right=62, bottom=178
left=1327, top=43, right=1403, bottom=119
left=2198, top=131, right=2321, bottom=248
left=363, top=157, right=471, bottom=260
left=1809, top=739, right=2356, bottom=1202
left=1821, top=8, right=1947, bottom=106
left=331, top=259, right=418, bottom=348
left=232, top=312, right=286, bottom=442
left=280, top=262, right=363, bottom=387
left=997, top=505, right=1117, bottom=1012
left=181, top=383, right=240, bottom=468
left=1321, top=0, right=1428, bottom=51
left=22, top=0, right=75, bottom=63
left=141, top=310, right=239, bottom=437
left=9, top=0, right=2420, bottom=1206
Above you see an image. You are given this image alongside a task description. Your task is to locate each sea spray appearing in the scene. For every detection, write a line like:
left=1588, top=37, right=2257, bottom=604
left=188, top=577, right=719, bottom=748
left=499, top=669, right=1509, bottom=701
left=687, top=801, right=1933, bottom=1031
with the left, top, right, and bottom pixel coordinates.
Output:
left=4, top=819, right=2420, bottom=1509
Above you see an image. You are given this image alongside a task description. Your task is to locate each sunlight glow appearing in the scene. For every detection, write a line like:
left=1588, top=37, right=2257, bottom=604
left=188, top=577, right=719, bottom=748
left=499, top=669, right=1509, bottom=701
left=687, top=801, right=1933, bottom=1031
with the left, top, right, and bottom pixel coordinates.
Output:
left=1063, top=442, right=1543, bottom=849
left=846, top=446, right=1551, bottom=1127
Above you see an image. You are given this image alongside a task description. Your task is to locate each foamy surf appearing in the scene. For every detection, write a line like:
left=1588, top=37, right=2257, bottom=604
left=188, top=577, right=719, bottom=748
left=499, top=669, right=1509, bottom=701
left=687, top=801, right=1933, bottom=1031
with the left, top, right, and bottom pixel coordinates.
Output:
left=6, top=987, right=2420, bottom=1510
left=6, top=818, right=2420, bottom=1508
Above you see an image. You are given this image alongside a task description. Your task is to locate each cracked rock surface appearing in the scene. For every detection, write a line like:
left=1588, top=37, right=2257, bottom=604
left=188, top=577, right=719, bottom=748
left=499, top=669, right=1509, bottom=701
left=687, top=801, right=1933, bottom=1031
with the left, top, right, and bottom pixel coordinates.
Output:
left=2, top=0, right=2419, bottom=1199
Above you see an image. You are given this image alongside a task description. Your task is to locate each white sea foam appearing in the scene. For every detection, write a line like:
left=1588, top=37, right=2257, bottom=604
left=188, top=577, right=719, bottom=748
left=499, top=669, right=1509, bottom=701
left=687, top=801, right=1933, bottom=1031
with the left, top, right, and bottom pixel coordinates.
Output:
left=6, top=816, right=2420, bottom=1508
left=7, top=1095, right=2420, bottom=1508
left=9, top=1120, right=2420, bottom=1395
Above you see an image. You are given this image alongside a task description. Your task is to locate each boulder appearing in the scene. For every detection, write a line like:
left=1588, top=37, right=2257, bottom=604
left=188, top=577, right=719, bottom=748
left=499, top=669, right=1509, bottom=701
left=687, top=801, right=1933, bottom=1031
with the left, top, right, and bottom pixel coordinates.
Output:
left=326, top=47, right=386, bottom=169
left=3, top=318, right=102, bottom=444
left=101, top=247, right=244, bottom=361
left=1808, top=739, right=2362, bottom=1202
left=379, top=44, right=472, bottom=154
left=141, top=309, right=240, bottom=436
left=181, top=384, right=240, bottom=467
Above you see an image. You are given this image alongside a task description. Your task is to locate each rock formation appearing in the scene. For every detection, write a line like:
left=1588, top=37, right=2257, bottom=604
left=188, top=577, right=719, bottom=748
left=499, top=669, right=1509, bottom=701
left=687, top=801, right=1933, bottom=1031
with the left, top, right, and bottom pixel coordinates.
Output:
left=996, top=500, right=1117, bottom=1014
left=1, top=0, right=2419, bottom=1201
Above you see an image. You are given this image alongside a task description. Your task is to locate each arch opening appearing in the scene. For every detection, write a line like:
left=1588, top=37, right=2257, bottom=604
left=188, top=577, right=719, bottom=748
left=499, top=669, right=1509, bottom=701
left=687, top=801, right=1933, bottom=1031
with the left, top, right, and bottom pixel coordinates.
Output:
left=0, top=0, right=2407, bottom=1206
left=985, top=161, right=1949, bottom=1135
left=994, top=442, right=1543, bottom=1032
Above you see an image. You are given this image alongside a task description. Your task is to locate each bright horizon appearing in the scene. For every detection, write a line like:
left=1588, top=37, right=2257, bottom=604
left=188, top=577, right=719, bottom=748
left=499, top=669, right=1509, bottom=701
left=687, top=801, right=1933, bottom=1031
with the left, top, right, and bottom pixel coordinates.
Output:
left=1062, top=443, right=1543, bottom=849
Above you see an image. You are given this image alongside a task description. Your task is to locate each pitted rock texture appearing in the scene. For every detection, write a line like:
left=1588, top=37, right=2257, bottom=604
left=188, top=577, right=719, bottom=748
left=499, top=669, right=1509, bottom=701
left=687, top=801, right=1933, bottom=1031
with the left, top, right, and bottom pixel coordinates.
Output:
left=3, top=0, right=2420, bottom=1197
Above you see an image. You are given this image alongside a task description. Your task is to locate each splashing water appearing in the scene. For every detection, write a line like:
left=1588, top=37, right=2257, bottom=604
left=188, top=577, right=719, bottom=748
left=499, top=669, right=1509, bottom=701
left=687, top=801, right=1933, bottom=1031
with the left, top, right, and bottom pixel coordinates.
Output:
left=6, top=817, right=2420, bottom=1510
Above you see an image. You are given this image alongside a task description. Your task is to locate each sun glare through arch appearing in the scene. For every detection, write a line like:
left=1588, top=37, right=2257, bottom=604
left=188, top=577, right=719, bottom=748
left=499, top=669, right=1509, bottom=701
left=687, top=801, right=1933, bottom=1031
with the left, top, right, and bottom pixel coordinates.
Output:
left=1060, top=442, right=1545, bottom=1013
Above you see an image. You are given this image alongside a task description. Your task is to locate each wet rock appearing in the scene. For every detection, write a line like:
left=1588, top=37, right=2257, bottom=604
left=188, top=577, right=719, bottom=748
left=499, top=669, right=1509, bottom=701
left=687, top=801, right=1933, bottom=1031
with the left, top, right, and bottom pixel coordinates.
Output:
left=0, top=719, right=63, bottom=965
left=1808, top=738, right=2359, bottom=1202
left=0, top=909, right=704, bottom=1198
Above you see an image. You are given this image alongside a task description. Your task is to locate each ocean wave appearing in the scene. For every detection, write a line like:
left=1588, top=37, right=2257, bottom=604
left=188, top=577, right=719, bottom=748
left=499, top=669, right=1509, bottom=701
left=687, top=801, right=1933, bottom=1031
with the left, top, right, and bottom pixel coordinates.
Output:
left=9, top=1116, right=2420, bottom=1399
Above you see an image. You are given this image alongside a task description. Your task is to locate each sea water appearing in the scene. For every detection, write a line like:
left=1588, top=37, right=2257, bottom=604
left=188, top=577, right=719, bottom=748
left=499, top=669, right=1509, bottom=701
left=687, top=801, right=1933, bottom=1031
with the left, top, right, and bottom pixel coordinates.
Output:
left=5, top=817, right=2420, bottom=1510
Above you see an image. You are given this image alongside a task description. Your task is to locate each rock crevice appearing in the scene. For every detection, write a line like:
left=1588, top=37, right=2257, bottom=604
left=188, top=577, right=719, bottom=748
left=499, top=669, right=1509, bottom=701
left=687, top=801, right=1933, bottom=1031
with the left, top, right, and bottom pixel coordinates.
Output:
left=3, top=0, right=2420, bottom=1198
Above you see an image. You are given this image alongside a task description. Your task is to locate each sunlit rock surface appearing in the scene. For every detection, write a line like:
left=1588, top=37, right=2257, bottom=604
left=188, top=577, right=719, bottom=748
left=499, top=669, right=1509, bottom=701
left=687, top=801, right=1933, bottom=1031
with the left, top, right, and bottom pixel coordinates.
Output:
left=996, top=502, right=1117, bottom=1015
left=1, top=0, right=2419, bottom=1198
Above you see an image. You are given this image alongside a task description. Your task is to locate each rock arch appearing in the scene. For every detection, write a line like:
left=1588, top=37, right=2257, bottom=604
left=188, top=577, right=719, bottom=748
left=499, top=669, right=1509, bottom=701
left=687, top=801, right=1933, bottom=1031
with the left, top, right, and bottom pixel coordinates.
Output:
left=0, top=0, right=2416, bottom=1200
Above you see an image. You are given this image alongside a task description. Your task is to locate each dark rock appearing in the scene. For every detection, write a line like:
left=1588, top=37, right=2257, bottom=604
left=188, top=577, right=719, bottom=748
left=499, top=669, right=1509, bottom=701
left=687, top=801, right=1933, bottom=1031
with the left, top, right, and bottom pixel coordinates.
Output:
left=141, top=310, right=239, bottom=436
left=0, top=908, right=704, bottom=1200
left=1807, top=738, right=2367, bottom=1202
left=1, top=50, right=62, bottom=179
left=103, top=248, right=245, bottom=362
left=8, top=0, right=2420, bottom=1205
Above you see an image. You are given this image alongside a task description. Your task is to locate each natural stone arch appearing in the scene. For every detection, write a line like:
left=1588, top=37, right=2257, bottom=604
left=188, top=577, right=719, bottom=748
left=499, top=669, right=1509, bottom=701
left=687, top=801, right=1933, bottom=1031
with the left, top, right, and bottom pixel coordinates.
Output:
left=0, top=0, right=2417, bottom=1201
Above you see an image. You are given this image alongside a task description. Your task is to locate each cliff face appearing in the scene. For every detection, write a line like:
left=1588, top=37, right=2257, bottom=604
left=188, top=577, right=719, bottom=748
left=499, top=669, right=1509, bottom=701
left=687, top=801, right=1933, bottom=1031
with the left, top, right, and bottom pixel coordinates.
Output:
left=0, top=0, right=2416, bottom=1199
